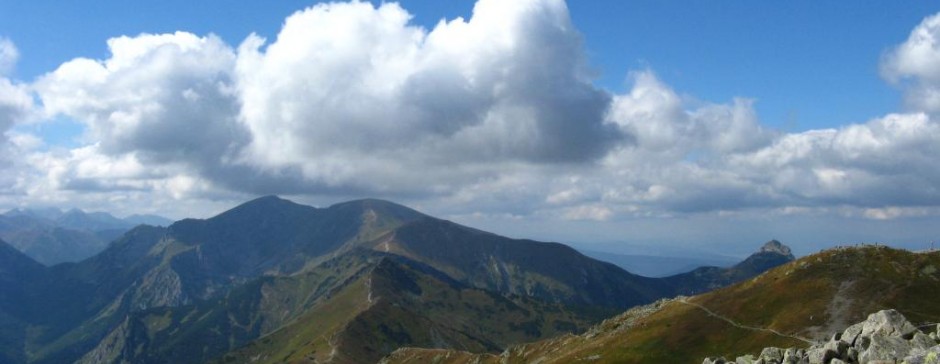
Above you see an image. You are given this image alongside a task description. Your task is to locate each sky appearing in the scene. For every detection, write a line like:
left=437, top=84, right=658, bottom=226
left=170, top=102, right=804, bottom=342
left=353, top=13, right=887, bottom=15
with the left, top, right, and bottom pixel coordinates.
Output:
left=1, top=0, right=939, bottom=257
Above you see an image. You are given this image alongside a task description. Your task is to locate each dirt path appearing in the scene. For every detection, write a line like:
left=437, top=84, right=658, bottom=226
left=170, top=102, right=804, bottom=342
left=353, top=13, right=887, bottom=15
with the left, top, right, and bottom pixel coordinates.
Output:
left=677, top=298, right=817, bottom=345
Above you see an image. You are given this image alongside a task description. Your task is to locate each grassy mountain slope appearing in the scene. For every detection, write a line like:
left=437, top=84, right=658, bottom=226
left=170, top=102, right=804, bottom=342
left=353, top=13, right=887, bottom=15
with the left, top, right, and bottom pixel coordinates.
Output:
left=384, top=245, right=940, bottom=364
left=219, top=253, right=599, bottom=364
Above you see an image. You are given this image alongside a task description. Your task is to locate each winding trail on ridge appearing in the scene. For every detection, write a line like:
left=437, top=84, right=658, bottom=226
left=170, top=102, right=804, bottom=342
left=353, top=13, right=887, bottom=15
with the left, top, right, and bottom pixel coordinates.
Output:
left=677, top=297, right=817, bottom=345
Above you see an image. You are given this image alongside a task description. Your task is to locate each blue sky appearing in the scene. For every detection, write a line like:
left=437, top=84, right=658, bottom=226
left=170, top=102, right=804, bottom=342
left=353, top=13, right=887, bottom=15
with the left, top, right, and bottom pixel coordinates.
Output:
left=1, top=0, right=940, bottom=256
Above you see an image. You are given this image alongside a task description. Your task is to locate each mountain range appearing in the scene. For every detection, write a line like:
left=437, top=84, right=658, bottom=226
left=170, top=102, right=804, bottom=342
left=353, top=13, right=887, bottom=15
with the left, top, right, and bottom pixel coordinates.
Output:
left=0, top=207, right=173, bottom=265
left=0, top=196, right=795, bottom=364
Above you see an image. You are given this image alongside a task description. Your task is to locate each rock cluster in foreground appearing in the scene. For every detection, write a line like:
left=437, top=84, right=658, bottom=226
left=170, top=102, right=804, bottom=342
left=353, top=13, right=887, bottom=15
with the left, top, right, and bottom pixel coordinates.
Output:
left=704, top=309, right=940, bottom=364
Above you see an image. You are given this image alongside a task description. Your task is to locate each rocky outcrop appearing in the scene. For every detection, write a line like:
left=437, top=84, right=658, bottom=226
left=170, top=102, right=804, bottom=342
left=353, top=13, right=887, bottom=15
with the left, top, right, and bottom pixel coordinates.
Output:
left=760, top=240, right=794, bottom=259
left=704, top=309, right=940, bottom=364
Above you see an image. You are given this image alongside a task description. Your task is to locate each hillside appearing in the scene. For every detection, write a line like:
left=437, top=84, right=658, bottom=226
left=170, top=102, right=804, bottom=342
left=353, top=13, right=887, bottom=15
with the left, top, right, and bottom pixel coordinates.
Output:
left=215, top=253, right=598, bottom=364
left=382, top=245, right=940, bottom=364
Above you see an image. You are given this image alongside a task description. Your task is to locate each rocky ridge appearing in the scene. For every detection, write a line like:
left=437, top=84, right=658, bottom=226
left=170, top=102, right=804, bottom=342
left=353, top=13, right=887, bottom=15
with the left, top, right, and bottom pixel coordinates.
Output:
left=760, top=239, right=794, bottom=258
left=704, top=309, right=940, bottom=364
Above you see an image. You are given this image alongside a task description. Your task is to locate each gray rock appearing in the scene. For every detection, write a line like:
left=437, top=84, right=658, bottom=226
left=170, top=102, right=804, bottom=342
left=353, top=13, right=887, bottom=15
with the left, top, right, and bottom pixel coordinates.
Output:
left=735, top=354, right=756, bottom=364
left=782, top=347, right=802, bottom=364
left=829, top=359, right=846, bottom=364
left=824, top=338, right=849, bottom=358
left=859, top=309, right=918, bottom=339
left=846, top=347, right=859, bottom=362
left=760, top=347, right=785, bottom=363
left=912, top=332, right=938, bottom=351
left=858, top=332, right=912, bottom=362
left=842, top=322, right=864, bottom=346
left=805, top=347, right=835, bottom=364
left=903, top=345, right=940, bottom=364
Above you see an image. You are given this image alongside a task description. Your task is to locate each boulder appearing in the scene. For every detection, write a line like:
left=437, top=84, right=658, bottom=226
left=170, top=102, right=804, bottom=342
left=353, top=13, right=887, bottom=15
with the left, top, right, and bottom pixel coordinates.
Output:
left=824, top=338, right=849, bottom=358
left=760, top=347, right=785, bottom=363
left=857, top=333, right=912, bottom=362
left=842, top=322, right=864, bottom=346
left=858, top=310, right=918, bottom=339
left=903, top=345, right=940, bottom=364
left=805, top=347, right=835, bottom=364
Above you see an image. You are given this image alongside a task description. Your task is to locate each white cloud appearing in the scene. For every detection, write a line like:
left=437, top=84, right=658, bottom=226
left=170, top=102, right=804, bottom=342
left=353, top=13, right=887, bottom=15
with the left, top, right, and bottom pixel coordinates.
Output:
left=0, top=38, right=18, bottom=76
left=0, top=78, right=32, bottom=141
left=233, top=0, right=618, bottom=190
left=0, top=39, right=34, bottom=160
left=730, top=112, right=940, bottom=207
left=882, top=13, right=940, bottom=114
left=35, top=32, right=244, bottom=162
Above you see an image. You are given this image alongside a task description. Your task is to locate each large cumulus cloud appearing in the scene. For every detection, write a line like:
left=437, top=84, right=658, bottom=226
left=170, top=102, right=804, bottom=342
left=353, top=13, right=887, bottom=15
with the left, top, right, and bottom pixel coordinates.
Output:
left=882, top=13, right=940, bottom=115
left=30, top=0, right=619, bottom=198
left=233, top=0, right=618, bottom=192
left=35, top=32, right=246, bottom=170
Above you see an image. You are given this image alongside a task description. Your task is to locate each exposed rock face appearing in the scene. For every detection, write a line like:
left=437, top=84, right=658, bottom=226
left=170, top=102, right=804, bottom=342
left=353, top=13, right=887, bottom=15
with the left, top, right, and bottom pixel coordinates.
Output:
left=703, top=309, right=940, bottom=364
left=760, top=239, right=795, bottom=259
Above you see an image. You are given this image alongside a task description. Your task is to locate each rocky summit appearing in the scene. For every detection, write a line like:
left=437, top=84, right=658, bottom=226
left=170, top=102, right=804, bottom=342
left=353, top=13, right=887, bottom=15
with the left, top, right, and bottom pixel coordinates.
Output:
left=704, top=309, right=940, bottom=364
left=760, top=239, right=795, bottom=259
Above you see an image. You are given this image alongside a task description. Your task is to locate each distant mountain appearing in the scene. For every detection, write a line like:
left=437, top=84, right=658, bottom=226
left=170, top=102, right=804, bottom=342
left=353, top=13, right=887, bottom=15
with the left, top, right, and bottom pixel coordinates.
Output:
left=55, top=208, right=133, bottom=231
left=383, top=245, right=940, bottom=364
left=0, top=196, right=793, bottom=364
left=122, top=214, right=173, bottom=227
left=662, top=239, right=796, bottom=295
left=577, top=249, right=737, bottom=277
left=0, top=208, right=172, bottom=265
left=3, top=207, right=64, bottom=220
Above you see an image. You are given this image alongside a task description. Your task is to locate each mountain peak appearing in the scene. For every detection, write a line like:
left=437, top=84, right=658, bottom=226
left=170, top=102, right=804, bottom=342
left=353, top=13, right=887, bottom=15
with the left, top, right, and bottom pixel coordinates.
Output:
left=758, top=239, right=794, bottom=258
left=4, top=207, right=64, bottom=220
left=328, top=198, right=426, bottom=221
left=213, top=195, right=301, bottom=218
